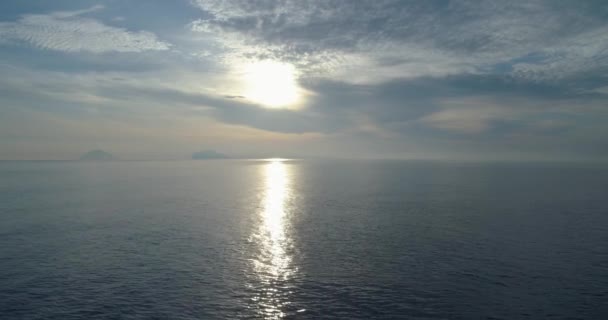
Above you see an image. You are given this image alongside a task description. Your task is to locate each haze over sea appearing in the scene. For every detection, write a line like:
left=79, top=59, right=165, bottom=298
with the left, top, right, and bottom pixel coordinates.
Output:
left=1, top=159, right=607, bottom=319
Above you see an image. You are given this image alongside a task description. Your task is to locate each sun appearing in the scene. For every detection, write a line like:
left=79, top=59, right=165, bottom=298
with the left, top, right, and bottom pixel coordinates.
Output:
left=244, top=60, right=300, bottom=108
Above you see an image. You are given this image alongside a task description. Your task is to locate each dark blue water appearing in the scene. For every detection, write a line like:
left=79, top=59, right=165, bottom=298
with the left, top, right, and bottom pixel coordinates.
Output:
left=1, top=160, right=607, bottom=319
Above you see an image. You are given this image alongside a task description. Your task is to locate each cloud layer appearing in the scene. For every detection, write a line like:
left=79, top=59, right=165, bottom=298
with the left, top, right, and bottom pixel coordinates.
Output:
left=0, top=5, right=170, bottom=53
left=1, top=1, right=607, bottom=160
left=191, top=0, right=608, bottom=83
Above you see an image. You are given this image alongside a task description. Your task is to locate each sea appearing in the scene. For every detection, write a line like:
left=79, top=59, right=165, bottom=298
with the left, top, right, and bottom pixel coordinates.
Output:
left=1, top=159, right=607, bottom=319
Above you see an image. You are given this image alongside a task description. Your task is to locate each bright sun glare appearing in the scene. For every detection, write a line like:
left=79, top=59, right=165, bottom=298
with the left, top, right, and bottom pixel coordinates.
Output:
left=244, top=60, right=300, bottom=108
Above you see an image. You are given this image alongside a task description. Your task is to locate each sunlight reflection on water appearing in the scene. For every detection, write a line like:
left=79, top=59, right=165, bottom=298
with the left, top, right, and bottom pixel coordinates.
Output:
left=251, top=159, right=296, bottom=319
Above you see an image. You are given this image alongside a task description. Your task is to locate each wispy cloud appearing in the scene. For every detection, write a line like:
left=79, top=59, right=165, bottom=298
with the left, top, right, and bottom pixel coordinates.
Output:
left=190, top=0, right=608, bottom=83
left=0, top=5, right=170, bottom=53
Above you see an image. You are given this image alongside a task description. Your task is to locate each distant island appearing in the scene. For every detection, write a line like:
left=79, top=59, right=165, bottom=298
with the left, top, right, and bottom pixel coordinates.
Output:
left=192, top=150, right=229, bottom=160
left=79, top=150, right=114, bottom=161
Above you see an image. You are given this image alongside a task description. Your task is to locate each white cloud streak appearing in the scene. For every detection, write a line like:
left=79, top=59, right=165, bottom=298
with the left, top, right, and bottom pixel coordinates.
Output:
left=0, top=5, right=170, bottom=53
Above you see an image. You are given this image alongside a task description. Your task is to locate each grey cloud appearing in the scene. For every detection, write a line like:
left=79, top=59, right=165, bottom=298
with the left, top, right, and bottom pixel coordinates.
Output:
left=192, top=0, right=608, bottom=82
left=299, top=72, right=608, bottom=159
left=89, top=84, right=342, bottom=134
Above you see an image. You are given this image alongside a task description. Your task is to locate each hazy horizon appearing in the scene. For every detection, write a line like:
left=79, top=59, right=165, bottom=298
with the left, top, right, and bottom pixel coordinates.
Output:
left=4, top=150, right=608, bottom=163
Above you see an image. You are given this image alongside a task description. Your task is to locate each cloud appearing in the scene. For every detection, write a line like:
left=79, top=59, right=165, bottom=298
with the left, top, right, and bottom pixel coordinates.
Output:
left=421, top=108, right=499, bottom=134
left=2, top=1, right=608, bottom=160
left=417, top=96, right=525, bottom=134
left=0, top=5, right=170, bottom=53
left=190, top=0, right=608, bottom=84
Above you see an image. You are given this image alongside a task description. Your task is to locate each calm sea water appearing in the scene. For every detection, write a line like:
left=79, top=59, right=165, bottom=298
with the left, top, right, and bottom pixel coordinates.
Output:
left=1, top=160, right=607, bottom=319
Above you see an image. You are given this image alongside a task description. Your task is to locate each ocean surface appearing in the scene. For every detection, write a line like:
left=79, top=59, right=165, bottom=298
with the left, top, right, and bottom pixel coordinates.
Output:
left=1, top=160, right=607, bottom=319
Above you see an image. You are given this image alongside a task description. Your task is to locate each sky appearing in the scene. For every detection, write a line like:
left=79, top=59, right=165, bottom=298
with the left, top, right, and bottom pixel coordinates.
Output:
left=1, top=0, right=608, bottom=161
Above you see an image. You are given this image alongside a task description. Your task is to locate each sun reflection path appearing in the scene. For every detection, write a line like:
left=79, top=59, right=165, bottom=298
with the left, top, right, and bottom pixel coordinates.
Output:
left=252, top=159, right=296, bottom=319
